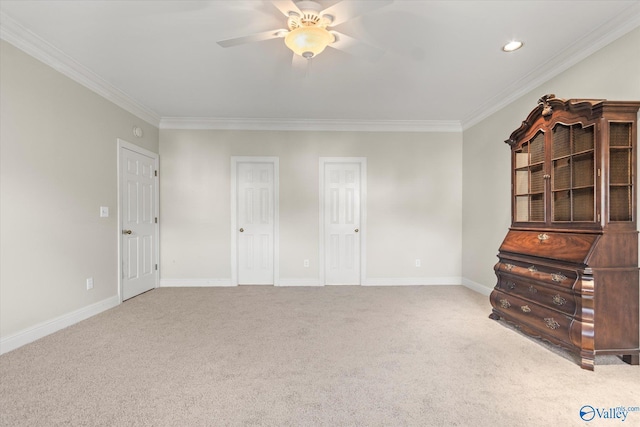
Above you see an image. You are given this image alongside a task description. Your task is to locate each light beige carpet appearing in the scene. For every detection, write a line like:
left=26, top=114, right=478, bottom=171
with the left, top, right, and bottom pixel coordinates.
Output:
left=1, top=285, right=639, bottom=426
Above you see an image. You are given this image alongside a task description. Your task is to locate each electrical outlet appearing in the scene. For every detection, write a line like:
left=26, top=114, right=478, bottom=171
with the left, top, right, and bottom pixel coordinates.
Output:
left=415, top=259, right=421, bottom=268
left=303, top=259, right=310, bottom=268
left=100, top=206, right=109, bottom=217
left=86, top=277, right=94, bottom=290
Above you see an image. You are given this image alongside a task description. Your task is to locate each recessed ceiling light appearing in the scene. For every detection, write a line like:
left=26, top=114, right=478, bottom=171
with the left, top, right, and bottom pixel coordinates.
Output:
left=502, top=40, right=524, bottom=52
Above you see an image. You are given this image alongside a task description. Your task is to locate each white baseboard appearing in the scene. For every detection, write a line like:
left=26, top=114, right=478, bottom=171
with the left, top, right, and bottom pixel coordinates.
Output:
left=461, top=277, right=493, bottom=296
left=158, top=277, right=492, bottom=294
left=362, top=276, right=462, bottom=286
left=0, top=295, right=120, bottom=355
left=160, top=277, right=465, bottom=287
left=159, top=278, right=234, bottom=287
left=278, top=278, right=323, bottom=286
left=281, top=276, right=463, bottom=286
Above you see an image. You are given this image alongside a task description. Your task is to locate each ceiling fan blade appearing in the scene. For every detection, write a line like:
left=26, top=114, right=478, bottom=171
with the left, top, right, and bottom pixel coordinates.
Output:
left=270, top=0, right=302, bottom=17
left=321, top=0, right=394, bottom=26
left=329, top=31, right=384, bottom=61
left=217, top=29, right=287, bottom=48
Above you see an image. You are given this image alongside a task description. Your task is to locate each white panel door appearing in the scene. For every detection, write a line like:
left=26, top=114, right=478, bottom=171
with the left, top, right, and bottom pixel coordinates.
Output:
left=120, top=147, right=157, bottom=300
left=237, top=162, right=274, bottom=285
left=324, top=162, right=361, bottom=285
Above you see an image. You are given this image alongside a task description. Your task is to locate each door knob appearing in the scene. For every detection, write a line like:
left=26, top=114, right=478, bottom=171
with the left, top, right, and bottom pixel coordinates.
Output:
left=355, top=228, right=359, bottom=233
left=239, top=228, right=244, bottom=232
left=122, top=229, right=132, bottom=235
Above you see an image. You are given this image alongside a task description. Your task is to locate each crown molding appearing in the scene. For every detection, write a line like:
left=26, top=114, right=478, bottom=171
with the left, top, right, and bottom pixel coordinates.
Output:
left=160, top=117, right=462, bottom=133
left=0, top=11, right=161, bottom=127
left=461, top=2, right=640, bottom=130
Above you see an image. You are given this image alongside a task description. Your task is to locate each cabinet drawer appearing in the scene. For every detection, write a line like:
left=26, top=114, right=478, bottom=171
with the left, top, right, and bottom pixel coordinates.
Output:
left=499, top=230, right=598, bottom=263
left=491, top=290, right=573, bottom=345
left=496, top=260, right=576, bottom=290
left=497, top=275, right=577, bottom=316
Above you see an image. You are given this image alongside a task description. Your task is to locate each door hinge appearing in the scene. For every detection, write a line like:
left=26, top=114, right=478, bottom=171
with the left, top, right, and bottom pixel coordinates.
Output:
left=155, top=264, right=158, bottom=271
left=155, top=217, right=158, bottom=224
left=597, top=168, right=601, bottom=177
left=154, top=170, right=158, bottom=177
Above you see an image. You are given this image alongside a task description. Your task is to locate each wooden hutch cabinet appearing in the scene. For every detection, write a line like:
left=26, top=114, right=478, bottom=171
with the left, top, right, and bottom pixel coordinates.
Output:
left=489, top=94, right=640, bottom=370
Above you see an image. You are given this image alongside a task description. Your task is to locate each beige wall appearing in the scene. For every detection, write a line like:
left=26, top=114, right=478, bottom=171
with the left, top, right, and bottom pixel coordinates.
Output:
left=0, top=41, right=159, bottom=339
left=462, top=27, right=640, bottom=292
left=159, top=130, right=463, bottom=284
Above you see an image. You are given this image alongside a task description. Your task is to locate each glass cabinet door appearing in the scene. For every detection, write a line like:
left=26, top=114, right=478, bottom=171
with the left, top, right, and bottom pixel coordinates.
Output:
left=514, top=131, right=545, bottom=222
left=509, top=97, right=639, bottom=231
left=609, top=122, right=634, bottom=222
left=551, top=123, right=596, bottom=223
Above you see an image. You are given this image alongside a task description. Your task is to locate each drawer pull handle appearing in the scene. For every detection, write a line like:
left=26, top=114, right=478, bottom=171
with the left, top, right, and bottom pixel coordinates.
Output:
left=521, top=305, right=531, bottom=313
left=507, top=281, right=516, bottom=290
left=500, top=299, right=511, bottom=309
left=552, top=295, right=567, bottom=306
left=551, top=273, right=567, bottom=283
left=528, top=285, right=538, bottom=294
left=544, top=318, right=560, bottom=330
left=537, top=233, right=549, bottom=242
left=528, top=265, right=538, bottom=272
left=504, top=263, right=515, bottom=271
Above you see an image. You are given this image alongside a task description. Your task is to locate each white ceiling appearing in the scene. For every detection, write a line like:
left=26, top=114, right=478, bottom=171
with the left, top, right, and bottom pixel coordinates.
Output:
left=1, top=1, right=639, bottom=130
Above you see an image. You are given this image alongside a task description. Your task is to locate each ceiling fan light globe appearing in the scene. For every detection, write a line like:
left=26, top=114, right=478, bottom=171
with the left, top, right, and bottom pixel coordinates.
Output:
left=284, top=26, right=334, bottom=58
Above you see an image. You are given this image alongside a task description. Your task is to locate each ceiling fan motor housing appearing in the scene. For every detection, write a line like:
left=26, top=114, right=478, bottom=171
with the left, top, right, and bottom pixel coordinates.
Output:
left=288, top=1, right=333, bottom=30
left=285, top=0, right=335, bottom=58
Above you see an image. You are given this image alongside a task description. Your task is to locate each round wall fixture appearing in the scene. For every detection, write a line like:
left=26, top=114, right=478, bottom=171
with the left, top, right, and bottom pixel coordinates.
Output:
left=133, top=126, right=144, bottom=138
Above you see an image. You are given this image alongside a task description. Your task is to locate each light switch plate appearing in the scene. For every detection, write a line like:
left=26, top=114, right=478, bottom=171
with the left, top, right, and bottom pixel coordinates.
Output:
left=100, top=206, right=109, bottom=217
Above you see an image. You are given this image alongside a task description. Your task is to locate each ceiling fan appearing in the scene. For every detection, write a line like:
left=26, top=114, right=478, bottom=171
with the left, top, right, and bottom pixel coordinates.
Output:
left=217, top=0, right=393, bottom=64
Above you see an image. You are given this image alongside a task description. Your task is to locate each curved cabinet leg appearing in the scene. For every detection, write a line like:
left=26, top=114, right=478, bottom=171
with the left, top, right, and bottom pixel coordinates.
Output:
left=489, top=311, right=501, bottom=321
